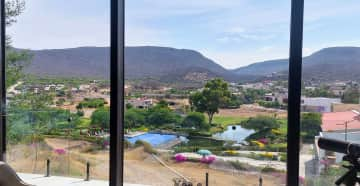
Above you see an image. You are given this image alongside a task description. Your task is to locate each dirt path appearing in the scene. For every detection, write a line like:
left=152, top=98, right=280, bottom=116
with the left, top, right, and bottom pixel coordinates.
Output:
left=218, top=105, right=287, bottom=118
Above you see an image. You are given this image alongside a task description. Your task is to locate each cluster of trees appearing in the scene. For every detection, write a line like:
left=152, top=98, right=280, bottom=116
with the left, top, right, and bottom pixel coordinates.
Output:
left=241, top=112, right=322, bottom=146
left=124, top=101, right=209, bottom=131
left=304, top=87, right=336, bottom=98
left=342, top=87, right=360, bottom=104
left=301, top=112, right=322, bottom=142
left=256, top=100, right=282, bottom=109
left=240, top=88, right=268, bottom=104
left=77, top=98, right=107, bottom=109
left=241, top=116, right=280, bottom=131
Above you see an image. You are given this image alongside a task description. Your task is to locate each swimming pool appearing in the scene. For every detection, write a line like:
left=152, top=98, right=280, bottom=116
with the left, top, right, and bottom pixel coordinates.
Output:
left=126, top=133, right=178, bottom=147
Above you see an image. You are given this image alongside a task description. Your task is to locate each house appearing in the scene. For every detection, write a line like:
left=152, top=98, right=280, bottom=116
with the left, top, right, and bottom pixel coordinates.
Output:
left=263, top=92, right=288, bottom=104
left=126, top=98, right=154, bottom=109
left=301, top=97, right=341, bottom=113
left=316, top=111, right=360, bottom=163
left=328, top=82, right=347, bottom=96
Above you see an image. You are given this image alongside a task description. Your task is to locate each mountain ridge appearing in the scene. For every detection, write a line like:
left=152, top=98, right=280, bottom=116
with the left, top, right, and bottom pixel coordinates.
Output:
left=19, top=46, right=360, bottom=83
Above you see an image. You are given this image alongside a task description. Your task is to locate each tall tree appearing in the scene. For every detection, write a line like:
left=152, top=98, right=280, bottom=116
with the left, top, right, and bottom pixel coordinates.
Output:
left=5, top=0, right=31, bottom=88
left=342, top=87, right=360, bottom=104
left=189, top=78, right=230, bottom=125
left=124, top=109, right=145, bottom=130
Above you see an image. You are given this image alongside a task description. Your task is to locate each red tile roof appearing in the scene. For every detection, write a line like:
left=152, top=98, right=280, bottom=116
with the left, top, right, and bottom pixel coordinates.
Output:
left=322, top=111, right=360, bottom=132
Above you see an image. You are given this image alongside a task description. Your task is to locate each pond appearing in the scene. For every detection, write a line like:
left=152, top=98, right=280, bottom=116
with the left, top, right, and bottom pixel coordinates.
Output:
left=213, top=125, right=254, bottom=143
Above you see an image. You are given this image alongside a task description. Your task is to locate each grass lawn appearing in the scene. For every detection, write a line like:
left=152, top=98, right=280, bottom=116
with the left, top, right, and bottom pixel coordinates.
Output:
left=208, top=115, right=247, bottom=134
left=277, top=118, right=287, bottom=134
left=212, top=115, right=247, bottom=126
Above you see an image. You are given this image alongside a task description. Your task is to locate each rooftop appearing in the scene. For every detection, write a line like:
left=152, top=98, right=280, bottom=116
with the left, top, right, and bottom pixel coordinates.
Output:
left=322, top=111, right=360, bottom=132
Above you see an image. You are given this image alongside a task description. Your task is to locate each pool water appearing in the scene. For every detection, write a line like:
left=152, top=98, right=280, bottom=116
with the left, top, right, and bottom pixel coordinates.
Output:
left=126, top=133, right=178, bottom=147
left=213, top=125, right=254, bottom=143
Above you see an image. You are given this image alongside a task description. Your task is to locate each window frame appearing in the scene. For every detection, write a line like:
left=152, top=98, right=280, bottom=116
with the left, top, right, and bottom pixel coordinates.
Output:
left=0, top=0, right=304, bottom=185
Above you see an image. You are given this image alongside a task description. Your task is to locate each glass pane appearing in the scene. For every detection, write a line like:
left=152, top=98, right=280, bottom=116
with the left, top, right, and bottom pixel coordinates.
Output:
left=5, top=0, right=110, bottom=184
left=125, top=1, right=290, bottom=185
left=301, top=1, right=360, bottom=185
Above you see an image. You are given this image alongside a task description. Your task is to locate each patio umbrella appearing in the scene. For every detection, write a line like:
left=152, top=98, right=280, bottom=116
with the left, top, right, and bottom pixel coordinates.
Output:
left=197, top=149, right=212, bottom=156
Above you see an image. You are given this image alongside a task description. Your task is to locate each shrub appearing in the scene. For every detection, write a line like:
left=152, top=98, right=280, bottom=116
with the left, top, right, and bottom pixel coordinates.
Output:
left=174, top=154, right=187, bottom=162
left=261, top=166, right=279, bottom=173
left=78, top=98, right=106, bottom=109
left=200, top=156, right=216, bottom=164
left=135, top=140, right=157, bottom=154
left=182, top=112, right=209, bottom=130
left=230, top=161, right=253, bottom=171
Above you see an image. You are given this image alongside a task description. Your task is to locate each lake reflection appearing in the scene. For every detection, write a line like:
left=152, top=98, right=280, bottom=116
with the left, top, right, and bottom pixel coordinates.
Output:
left=213, top=125, right=254, bottom=143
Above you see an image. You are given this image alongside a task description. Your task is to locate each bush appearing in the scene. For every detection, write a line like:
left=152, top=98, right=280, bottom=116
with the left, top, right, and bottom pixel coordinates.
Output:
left=257, top=100, right=281, bottom=109
left=279, top=152, right=287, bottom=162
left=230, top=161, right=253, bottom=171
left=241, top=116, right=280, bottom=131
left=124, top=139, right=132, bottom=149
left=135, top=140, right=157, bottom=154
left=91, top=107, right=110, bottom=128
left=261, top=166, right=280, bottom=173
left=76, top=110, right=84, bottom=117
left=77, top=98, right=106, bottom=109
left=301, top=112, right=322, bottom=143
left=182, top=112, right=209, bottom=130
left=266, top=143, right=287, bottom=152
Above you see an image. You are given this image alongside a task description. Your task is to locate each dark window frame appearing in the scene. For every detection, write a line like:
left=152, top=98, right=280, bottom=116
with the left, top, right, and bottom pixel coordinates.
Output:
left=0, top=0, right=304, bottom=185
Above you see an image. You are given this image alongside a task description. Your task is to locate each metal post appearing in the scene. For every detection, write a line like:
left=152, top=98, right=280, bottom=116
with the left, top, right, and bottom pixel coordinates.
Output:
left=287, top=0, right=304, bottom=186
left=205, top=172, right=208, bottom=186
left=85, top=161, right=90, bottom=181
left=110, top=0, right=125, bottom=185
left=259, top=176, right=263, bottom=186
left=0, top=0, right=5, bottom=162
left=45, top=159, right=50, bottom=177
left=345, top=121, right=348, bottom=141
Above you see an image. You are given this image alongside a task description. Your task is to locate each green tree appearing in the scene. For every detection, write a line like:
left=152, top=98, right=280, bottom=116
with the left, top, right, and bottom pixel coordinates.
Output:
left=241, top=116, right=280, bottom=131
left=91, top=107, right=110, bottom=128
left=189, top=78, right=231, bottom=125
left=5, top=0, right=31, bottom=88
left=182, top=112, right=209, bottom=130
left=146, top=107, right=181, bottom=126
left=125, top=109, right=145, bottom=130
left=301, top=112, right=322, bottom=142
left=223, top=95, right=242, bottom=108
left=342, top=87, right=360, bottom=104
left=241, top=88, right=268, bottom=104
left=156, top=100, right=169, bottom=108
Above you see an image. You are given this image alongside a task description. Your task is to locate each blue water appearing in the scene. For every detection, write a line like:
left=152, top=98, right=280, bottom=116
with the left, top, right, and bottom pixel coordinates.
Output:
left=126, top=133, right=178, bottom=147
left=213, top=125, right=254, bottom=143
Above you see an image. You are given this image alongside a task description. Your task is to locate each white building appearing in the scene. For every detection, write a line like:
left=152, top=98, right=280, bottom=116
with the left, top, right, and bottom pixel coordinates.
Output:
left=301, top=97, right=341, bottom=113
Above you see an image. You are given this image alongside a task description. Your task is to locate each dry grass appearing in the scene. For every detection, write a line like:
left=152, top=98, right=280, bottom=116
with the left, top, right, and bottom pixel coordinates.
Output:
left=8, top=138, right=284, bottom=186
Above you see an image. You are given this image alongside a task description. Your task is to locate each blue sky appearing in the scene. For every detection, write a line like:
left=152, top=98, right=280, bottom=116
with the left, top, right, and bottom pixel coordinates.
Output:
left=7, top=0, right=360, bottom=69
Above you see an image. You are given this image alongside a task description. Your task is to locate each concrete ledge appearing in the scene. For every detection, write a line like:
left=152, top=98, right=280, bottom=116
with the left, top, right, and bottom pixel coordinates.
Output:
left=18, top=173, right=149, bottom=186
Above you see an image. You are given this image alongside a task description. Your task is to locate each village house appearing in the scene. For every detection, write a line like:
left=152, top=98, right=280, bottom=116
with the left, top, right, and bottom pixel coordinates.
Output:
left=126, top=98, right=154, bottom=109
left=301, top=97, right=341, bottom=113
left=264, top=92, right=288, bottom=104
left=315, top=111, right=360, bottom=163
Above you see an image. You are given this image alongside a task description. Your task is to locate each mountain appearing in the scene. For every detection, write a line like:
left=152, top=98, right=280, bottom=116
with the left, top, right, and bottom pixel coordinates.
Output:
left=22, top=46, right=252, bottom=83
left=232, top=47, right=360, bottom=82
left=231, top=59, right=288, bottom=76
left=22, top=46, right=360, bottom=84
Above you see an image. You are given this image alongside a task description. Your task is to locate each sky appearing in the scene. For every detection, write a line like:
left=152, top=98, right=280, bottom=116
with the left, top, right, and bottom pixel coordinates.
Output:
left=7, top=0, right=360, bottom=69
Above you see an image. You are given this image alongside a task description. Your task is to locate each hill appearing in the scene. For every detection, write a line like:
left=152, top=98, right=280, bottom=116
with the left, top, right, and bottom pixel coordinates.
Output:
left=22, top=46, right=253, bottom=83
left=232, top=47, right=360, bottom=81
